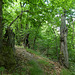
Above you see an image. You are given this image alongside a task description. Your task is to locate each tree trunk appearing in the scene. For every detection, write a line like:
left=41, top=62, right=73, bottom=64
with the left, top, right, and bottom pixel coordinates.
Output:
left=0, top=0, right=3, bottom=50
left=33, top=36, right=36, bottom=49
left=23, top=21, right=30, bottom=48
left=59, top=12, right=69, bottom=68
left=4, top=27, right=15, bottom=52
left=26, top=33, right=30, bottom=48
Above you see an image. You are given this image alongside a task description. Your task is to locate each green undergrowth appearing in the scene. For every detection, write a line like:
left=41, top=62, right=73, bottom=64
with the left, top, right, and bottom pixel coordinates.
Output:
left=60, top=69, right=72, bottom=75
left=68, top=49, right=75, bottom=75
left=68, top=62, right=75, bottom=75
left=27, top=60, right=44, bottom=75
left=24, top=48, right=53, bottom=75
left=37, top=59, right=52, bottom=66
left=12, top=59, right=45, bottom=75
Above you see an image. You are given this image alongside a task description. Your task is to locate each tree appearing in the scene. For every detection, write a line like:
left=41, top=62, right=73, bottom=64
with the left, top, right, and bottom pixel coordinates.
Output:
left=60, top=10, right=69, bottom=68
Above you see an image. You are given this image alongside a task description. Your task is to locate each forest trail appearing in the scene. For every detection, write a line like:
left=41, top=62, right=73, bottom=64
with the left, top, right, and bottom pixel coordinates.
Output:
left=15, top=46, right=63, bottom=75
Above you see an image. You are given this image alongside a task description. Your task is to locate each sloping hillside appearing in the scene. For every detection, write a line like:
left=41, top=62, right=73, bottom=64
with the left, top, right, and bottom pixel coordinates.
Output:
left=15, top=46, right=63, bottom=75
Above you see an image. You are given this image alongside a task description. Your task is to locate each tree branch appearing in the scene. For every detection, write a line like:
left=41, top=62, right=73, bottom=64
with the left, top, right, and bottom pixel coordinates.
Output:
left=9, top=10, right=29, bottom=27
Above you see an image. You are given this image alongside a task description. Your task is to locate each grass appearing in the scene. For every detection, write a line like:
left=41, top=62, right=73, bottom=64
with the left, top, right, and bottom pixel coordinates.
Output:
left=26, top=47, right=41, bottom=55
left=28, top=60, right=44, bottom=75
left=60, top=69, right=72, bottom=75
left=37, top=59, right=51, bottom=66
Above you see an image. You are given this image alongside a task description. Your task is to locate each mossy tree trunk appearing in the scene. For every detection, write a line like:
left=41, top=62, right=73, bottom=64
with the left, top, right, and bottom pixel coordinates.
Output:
left=60, top=10, right=69, bottom=68
left=4, top=27, right=15, bottom=52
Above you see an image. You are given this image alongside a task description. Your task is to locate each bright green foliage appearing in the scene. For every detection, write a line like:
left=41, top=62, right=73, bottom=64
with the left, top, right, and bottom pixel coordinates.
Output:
left=0, top=67, right=5, bottom=71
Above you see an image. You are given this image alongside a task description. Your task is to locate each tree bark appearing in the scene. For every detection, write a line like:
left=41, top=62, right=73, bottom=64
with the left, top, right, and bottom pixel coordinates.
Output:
left=33, top=36, right=36, bottom=49
left=4, top=27, right=15, bottom=52
left=23, top=22, right=30, bottom=48
left=0, top=0, right=3, bottom=50
left=60, top=11, right=69, bottom=68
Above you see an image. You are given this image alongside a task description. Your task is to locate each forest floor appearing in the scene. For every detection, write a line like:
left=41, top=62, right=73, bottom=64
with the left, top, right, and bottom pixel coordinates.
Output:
left=15, top=46, right=63, bottom=75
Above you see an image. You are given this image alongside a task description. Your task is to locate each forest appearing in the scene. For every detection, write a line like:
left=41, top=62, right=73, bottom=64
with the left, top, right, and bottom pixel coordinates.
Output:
left=0, top=0, right=75, bottom=75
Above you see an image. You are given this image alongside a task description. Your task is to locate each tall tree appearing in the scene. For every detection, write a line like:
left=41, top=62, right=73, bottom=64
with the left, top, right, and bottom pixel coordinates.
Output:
left=60, top=10, right=69, bottom=68
left=0, top=0, right=3, bottom=50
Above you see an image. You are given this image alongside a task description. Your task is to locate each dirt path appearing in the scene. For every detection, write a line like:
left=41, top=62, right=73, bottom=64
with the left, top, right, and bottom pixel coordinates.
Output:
left=15, top=46, right=63, bottom=75
left=15, top=46, right=38, bottom=60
